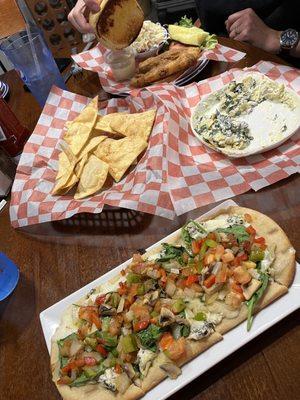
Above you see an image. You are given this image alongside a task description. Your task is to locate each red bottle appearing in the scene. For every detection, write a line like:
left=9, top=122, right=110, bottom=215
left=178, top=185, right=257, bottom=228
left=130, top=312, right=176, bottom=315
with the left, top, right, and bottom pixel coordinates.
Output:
left=0, top=97, right=31, bottom=157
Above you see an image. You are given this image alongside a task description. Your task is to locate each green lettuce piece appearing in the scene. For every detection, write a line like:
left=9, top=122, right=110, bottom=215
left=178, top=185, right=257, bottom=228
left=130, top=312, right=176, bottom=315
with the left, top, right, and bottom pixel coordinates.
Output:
left=246, top=273, right=269, bottom=331
left=217, top=225, right=249, bottom=244
left=201, top=34, right=218, bottom=50
left=136, top=324, right=163, bottom=352
left=156, top=243, right=186, bottom=264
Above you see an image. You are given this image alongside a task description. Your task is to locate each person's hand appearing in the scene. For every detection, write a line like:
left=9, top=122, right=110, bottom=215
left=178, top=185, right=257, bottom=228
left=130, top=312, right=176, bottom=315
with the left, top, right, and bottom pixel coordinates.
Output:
left=68, top=0, right=101, bottom=33
left=225, top=8, right=281, bottom=54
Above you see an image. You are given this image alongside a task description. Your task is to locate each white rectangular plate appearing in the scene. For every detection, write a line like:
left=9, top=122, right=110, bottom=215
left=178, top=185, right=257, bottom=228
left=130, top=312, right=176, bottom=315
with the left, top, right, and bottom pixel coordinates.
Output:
left=40, top=199, right=300, bottom=400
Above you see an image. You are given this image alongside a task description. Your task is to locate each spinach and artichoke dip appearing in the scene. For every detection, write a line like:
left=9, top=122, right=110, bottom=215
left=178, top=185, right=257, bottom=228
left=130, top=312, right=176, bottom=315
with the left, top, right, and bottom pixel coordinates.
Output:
left=193, top=75, right=296, bottom=151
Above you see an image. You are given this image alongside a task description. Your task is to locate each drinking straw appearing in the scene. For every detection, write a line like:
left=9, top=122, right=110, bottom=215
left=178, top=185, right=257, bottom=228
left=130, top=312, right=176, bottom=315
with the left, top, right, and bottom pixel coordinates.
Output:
left=25, top=23, right=41, bottom=77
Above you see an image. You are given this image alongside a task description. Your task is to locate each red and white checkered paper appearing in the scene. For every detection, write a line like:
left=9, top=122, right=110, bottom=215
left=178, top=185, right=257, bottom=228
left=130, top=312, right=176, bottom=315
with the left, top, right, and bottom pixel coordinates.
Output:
left=10, top=61, right=300, bottom=227
left=10, top=88, right=175, bottom=227
left=72, top=43, right=245, bottom=95
left=145, top=61, right=300, bottom=216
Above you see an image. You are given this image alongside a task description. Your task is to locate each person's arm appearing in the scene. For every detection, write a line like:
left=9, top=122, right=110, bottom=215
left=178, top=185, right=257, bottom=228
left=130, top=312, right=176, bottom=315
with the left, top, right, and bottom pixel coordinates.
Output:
left=225, top=7, right=300, bottom=57
left=68, top=0, right=101, bottom=33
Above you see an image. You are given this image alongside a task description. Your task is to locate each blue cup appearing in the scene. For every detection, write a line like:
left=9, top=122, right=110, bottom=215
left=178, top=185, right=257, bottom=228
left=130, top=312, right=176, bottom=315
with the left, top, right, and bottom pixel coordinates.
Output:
left=0, top=26, right=66, bottom=107
left=0, top=252, right=20, bottom=301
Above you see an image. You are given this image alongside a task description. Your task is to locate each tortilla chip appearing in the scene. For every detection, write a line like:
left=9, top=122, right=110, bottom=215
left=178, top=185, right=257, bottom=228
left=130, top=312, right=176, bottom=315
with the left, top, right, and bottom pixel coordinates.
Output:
left=53, top=144, right=78, bottom=194
left=109, top=109, right=156, bottom=141
left=94, top=113, right=122, bottom=135
left=93, top=138, right=115, bottom=160
left=96, top=136, right=148, bottom=182
left=63, top=97, right=98, bottom=155
left=52, top=168, right=78, bottom=195
left=75, top=154, right=88, bottom=178
left=78, top=135, right=106, bottom=162
left=74, top=155, right=109, bottom=200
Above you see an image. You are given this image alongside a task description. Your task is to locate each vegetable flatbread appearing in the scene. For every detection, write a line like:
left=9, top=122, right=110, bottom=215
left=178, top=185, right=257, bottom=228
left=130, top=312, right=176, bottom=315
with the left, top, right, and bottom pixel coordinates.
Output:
left=51, top=206, right=295, bottom=399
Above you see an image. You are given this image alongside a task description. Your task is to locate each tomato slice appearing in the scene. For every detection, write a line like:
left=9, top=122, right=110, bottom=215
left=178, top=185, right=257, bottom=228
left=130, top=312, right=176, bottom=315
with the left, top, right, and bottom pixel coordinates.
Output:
left=133, top=320, right=150, bottom=332
left=191, top=240, right=201, bottom=255
left=203, top=274, right=216, bottom=288
left=185, top=274, right=199, bottom=287
left=96, top=344, right=108, bottom=357
left=159, top=332, right=174, bottom=351
left=84, top=357, right=97, bottom=366
left=246, top=225, right=256, bottom=235
left=95, top=294, right=106, bottom=306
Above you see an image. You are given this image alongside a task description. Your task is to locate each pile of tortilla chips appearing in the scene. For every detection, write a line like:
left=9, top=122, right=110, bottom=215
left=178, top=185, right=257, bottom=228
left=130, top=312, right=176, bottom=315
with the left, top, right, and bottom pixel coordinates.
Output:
left=52, top=96, right=156, bottom=199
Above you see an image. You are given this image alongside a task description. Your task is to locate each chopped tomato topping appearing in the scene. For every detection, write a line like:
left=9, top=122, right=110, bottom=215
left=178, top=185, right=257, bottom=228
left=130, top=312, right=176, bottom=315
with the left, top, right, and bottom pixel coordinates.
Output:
left=203, top=274, right=216, bottom=288
left=115, top=363, right=122, bottom=374
left=233, top=252, right=248, bottom=266
left=246, top=225, right=256, bottom=235
left=150, top=317, right=158, bottom=324
left=62, top=358, right=85, bottom=374
left=133, top=320, right=150, bottom=332
left=165, top=337, right=186, bottom=361
left=244, top=213, right=252, bottom=223
left=207, top=232, right=216, bottom=241
left=216, top=264, right=228, bottom=283
left=159, top=332, right=174, bottom=351
left=96, top=344, right=108, bottom=357
left=159, top=268, right=167, bottom=283
left=118, top=282, right=128, bottom=296
left=84, top=357, right=97, bottom=366
left=204, top=253, right=215, bottom=265
left=184, top=274, right=199, bottom=287
left=192, top=240, right=201, bottom=255
left=95, top=294, right=106, bottom=306
left=79, top=306, right=101, bottom=329
left=231, top=281, right=243, bottom=294
left=254, top=236, right=266, bottom=246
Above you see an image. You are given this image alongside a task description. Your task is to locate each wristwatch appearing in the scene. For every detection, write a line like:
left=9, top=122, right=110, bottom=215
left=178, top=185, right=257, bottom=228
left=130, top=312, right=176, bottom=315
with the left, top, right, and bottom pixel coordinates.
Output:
left=280, top=29, right=299, bottom=55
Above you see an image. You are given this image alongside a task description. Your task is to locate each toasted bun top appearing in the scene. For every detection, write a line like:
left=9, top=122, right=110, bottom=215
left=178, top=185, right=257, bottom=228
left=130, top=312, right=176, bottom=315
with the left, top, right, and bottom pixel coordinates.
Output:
left=90, top=0, right=144, bottom=50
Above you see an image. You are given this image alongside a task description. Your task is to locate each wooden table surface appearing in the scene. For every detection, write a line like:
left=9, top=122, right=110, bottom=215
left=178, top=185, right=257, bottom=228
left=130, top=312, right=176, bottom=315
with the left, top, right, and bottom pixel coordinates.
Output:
left=0, top=38, right=299, bottom=400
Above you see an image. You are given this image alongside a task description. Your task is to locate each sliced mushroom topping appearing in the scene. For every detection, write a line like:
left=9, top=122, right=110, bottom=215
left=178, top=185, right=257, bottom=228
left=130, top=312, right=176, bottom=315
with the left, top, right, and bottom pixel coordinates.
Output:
left=160, top=362, right=182, bottom=379
left=123, top=363, right=136, bottom=380
left=242, top=278, right=262, bottom=300
left=159, top=307, right=176, bottom=327
left=99, top=304, right=116, bottom=316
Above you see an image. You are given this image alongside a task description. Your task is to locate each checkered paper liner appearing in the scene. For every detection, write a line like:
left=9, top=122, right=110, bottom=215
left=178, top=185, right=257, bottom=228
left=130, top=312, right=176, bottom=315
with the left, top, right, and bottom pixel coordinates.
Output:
left=9, top=61, right=300, bottom=228
left=72, top=43, right=245, bottom=95
left=10, top=88, right=175, bottom=228
left=144, top=61, right=300, bottom=216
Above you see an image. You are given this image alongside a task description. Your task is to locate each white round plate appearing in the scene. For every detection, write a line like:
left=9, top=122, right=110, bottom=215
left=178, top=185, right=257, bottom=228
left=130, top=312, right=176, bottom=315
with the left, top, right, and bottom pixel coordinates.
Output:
left=190, top=72, right=300, bottom=158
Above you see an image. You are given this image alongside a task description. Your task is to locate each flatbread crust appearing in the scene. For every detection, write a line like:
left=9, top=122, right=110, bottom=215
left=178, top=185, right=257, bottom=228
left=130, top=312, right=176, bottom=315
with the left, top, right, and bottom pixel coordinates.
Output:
left=226, top=206, right=296, bottom=287
left=215, top=281, right=288, bottom=334
left=51, top=206, right=295, bottom=399
left=140, top=332, right=222, bottom=392
left=145, top=206, right=295, bottom=287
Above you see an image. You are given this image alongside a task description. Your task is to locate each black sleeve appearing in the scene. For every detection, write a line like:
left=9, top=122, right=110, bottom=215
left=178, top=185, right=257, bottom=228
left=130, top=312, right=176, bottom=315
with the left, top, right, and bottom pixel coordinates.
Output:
left=195, top=0, right=287, bottom=34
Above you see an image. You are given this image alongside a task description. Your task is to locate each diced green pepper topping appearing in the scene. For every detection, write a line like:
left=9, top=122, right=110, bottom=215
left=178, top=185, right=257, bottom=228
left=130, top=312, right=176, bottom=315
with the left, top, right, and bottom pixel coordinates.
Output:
left=197, top=259, right=203, bottom=273
left=84, top=337, right=98, bottom=349
left=126, top=273, right=142, bottom=284
left=172, top=299, right=186, bottom=314
left=199, top=242, right=208, bottom=258
left=101, top=317, right=111, bottom=332
left=109, top=292, right=120, bottom=308
left=194, top=312, right=206, bottom=321
left=249, top=248, right=265, bottom=262
left=137, top=283, right=145, bottom=296
left=121, top=334, right=138, bottom=353
left=205, top=239, right=217, bottom=248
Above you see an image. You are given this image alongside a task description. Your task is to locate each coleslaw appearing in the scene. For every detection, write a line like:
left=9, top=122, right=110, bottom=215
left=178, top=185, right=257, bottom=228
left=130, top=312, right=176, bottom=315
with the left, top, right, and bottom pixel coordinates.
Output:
left=131, top=21, right=168, bottom=53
